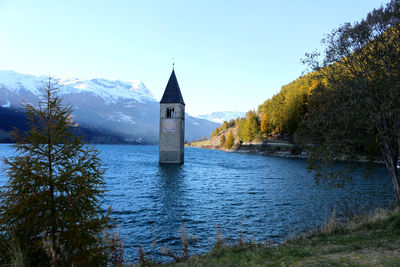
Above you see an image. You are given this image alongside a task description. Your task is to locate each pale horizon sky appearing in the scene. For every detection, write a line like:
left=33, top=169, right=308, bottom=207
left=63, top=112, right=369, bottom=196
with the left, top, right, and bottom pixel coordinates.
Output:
left=0, top=0, right=390, bottom=116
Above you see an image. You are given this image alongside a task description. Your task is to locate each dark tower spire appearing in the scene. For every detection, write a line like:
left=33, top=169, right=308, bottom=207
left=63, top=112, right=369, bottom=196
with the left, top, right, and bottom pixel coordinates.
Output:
left=160, top=69, right=185, bottom=105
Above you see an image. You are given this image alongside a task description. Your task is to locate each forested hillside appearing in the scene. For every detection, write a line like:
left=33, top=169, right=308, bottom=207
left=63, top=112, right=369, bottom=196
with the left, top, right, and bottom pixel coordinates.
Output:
left=210, top=0, right=399, bottom=162
left=210, top=0, right=400, bottom=203
left=209, top=73, right=318, bottom=146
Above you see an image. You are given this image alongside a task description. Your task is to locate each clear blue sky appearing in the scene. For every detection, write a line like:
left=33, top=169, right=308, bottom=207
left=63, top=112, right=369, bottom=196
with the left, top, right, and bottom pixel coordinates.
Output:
left=0, top=0, right=389, bottom=115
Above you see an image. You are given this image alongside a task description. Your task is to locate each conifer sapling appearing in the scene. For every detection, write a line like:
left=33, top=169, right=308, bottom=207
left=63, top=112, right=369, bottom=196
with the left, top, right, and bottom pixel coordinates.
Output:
left=0, top=77, right=111, bottom=266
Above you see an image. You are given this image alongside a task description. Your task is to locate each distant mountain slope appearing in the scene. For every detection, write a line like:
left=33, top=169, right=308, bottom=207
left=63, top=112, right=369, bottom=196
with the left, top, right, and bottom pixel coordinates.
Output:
left=0, top=70, right=219, bottom=143
left=0, top=107, right=129, bottom=144
left=197, top=111, right=245, bottom=124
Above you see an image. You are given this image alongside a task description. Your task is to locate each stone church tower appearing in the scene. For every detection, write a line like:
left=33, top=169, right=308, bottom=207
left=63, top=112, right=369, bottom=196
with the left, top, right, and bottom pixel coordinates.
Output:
left=159, top=69, right=185, bottom=164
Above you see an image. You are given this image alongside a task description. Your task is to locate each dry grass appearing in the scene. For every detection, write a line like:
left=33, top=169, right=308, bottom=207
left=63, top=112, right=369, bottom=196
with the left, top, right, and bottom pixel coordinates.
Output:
left=186, top=140, right=211, bottom=147
left=155, top=208, right=400, bottom=266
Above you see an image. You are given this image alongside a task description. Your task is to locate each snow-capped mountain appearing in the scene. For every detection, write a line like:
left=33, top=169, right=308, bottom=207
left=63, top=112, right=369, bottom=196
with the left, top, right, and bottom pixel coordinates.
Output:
left=57, top=77, right=156, bottom=104
left=0, top=70, right=219, bottom=143
left=0, top=70, right=157, bottom=105
left=197, top=111, right=246, bottom=124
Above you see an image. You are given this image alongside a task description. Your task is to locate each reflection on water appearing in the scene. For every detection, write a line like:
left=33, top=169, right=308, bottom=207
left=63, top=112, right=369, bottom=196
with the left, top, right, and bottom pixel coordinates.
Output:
left=157, top=164, right=186, bottom=216
left=0, top=144, right=395, bottom=263
left=155, top=164, right=188, bottom=245
left=157, top=164, right=184, bottom=178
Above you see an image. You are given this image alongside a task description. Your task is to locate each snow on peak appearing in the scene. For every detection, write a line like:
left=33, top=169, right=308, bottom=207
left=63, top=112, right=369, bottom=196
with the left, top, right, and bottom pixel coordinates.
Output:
left=1, top=100, right=11, bottom=108
left=57, top=77, right=157, bottom=103
left=0, top=70, right=43, bottom=95
left=0, top=70, right=157, bottom=103
left=196, top=111, right=246, bottom=124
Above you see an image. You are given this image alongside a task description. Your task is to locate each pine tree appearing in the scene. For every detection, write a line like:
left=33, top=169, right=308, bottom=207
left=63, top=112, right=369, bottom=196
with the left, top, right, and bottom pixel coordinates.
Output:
left=228, top=119, right=236, bottom=128
left=241, top=110, right=260, bottom=142
left=225, top=131, right=235, bottom=149
left=0, top=77, right=111, bottom=266
left=221, top=121, right=228, bottom=131
left=260, top=113, right=272, bottom=137
left=210, top=127, right=219, bottom=138
left=220, top=135, right=226, bottom=147
left=237, top=118, right=247, bottom=141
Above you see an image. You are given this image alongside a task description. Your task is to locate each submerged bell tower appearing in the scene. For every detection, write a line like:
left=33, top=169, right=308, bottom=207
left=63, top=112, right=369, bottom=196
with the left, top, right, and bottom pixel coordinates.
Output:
left=159, top=68, right=185, bottom=164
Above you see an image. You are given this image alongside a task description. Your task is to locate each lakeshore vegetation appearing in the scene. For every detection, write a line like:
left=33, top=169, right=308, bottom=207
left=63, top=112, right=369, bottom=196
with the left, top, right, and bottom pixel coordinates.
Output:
left=211, top=0, right=400, bottom=204
left=158, top=208, right=400, bottom=266
left=0, top=1, right=399, bottom=266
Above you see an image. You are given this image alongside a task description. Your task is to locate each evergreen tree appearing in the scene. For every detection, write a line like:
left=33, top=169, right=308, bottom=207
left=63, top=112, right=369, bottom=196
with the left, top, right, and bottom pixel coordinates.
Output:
left=242, top=111, right=260, bottom=142
left=237, top=118, right=247, bottom=141
left=0, top=77, right=111, bottom=266
left=225, top=131, right=235, bottom=149
left=210, top=127, right=219, bottom=138
left=221, top=121, right=228, bottom=131
left=260, top=114, right=273, bottom=137
left=220, top=135, right=226, bottom=147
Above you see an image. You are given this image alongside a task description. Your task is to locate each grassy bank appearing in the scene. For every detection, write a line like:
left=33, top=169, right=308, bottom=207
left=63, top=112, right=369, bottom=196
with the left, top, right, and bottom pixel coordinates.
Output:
left=185, top=139, right=211, bottom=147
left=138, top=208, right=400, bottom=266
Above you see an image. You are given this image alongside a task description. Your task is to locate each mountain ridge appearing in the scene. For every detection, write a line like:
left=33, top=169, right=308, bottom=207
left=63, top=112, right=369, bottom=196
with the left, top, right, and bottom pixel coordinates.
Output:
left=0, top=70, right=219, bottom=143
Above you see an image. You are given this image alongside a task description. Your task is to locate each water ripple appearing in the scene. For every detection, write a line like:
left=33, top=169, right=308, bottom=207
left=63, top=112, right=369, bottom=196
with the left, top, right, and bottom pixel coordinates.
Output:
left=0, top=144, right=395, bottom=263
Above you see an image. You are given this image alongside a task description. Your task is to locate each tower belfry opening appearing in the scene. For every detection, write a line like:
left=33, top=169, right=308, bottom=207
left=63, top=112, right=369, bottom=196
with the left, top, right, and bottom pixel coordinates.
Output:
left=159, top=69, right=185, bottom=164
left=166, top=108, right=175, bottom=118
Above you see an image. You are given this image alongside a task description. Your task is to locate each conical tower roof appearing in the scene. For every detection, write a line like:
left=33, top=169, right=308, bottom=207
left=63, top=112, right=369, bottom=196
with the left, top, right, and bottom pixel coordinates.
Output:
left=160, top=69, right=185, bottom=105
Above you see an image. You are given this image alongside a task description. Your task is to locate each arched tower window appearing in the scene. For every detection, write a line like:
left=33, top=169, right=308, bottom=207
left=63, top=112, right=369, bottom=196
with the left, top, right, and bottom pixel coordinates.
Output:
left=166, top=107, right=175, bottom=118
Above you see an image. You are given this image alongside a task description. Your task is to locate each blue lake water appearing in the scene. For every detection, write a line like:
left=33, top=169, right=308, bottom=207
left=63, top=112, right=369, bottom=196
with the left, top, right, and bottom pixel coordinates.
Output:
left=0, top=144, right=395, bottom=262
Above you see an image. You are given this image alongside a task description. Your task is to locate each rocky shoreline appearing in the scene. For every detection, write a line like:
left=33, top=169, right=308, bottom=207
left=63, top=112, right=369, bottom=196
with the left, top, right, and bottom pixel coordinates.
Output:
left=190, top=141, right=308, bottom=159
left=235, top=142, right=308, bottom=158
